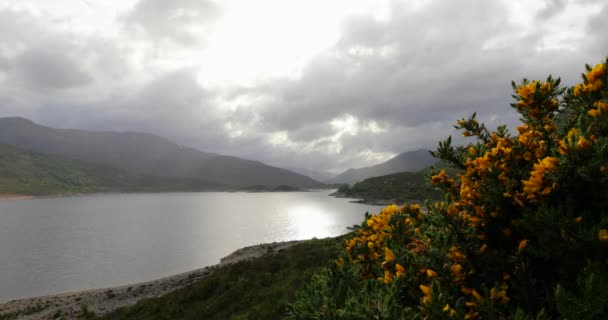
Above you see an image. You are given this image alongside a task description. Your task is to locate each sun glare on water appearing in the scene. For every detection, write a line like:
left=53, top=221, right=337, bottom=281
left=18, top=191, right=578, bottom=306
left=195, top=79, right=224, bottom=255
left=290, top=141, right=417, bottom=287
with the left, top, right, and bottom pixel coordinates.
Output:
left=287, top=204, right=335, bottom=239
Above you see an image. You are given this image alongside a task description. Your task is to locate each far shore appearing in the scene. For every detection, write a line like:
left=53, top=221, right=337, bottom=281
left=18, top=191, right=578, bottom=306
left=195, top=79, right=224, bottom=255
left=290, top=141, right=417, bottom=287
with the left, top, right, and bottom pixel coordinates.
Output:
left=330, top=191, right=421, bottom=206
left=0, top=194, right=35, bottom=201
left=0, top=188, right=335, bottom=202
left=0, top=240, right=302, bottom=320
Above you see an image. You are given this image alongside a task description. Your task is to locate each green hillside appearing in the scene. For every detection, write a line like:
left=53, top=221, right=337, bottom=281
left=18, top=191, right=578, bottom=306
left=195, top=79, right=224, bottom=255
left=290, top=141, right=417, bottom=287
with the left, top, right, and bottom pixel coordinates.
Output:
left=0, top=144, right=223, bottom=195
left=0, top=117, right=324, bottom=189
left=334, top=161, right=457, bottom=203
left=99, top=237, right=343, bottom=320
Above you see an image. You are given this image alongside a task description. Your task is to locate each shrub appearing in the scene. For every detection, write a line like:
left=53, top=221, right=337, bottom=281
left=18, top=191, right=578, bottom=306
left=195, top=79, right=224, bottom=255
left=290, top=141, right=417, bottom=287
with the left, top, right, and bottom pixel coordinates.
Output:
left=288, top=58, right=608, bottom=319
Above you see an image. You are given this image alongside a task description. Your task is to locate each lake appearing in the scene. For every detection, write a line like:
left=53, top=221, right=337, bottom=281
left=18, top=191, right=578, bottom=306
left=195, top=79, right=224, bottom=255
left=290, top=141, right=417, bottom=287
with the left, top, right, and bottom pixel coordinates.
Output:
left=0, top=190, right=379, bottom=302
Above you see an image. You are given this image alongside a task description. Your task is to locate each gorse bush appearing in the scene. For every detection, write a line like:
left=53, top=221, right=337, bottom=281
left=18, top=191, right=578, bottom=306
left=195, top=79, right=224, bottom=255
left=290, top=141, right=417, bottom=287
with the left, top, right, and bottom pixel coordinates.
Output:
left=288, top=58, right=608, bottom=319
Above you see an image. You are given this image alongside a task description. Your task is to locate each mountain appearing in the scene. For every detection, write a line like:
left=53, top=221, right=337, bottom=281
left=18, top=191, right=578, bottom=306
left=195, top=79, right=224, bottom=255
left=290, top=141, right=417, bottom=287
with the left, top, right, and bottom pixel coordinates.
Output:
left=0, top=117, right=323, bottom=189
left=0, top=143, right=225, bottom=195
left=328, top=149, right=438, bottom=184
left=286, top=167, right=333, bottom=183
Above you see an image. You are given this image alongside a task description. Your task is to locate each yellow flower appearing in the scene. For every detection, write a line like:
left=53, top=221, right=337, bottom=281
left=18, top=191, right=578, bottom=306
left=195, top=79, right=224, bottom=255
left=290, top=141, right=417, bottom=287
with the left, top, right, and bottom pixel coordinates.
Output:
left=575, top=216, right=583, bottom=224
left=472, top=290, right=483, bottom=302
left=479, top=244, right=488, bottom=255
left=383, top=270, right=394, bottom=284
left=426, top=269, right=438, bottom=278
left=385, top=247, right=395, bottom=262
left=518, top=239, right=529, bottom=252
left=336, top=258, right=344, bottom=267
left=490, top=286, right=510, bottom=304
left=420, top=285, right=432, bottom=304
left=396, top=263, right=406, bottom=277
left=589, top=108, right=602, bottom=117
left=576, top=136, right=591, bottom=150
left=443, top=304, right=456, bottom=317
left=599, top=229, right=608, bottom=242
left=587, top=63, right=606, bottom=82
left=596, top=101, right=608, bottom=113
left=419, top=284, right=431, bottom=295
left=450, top=264, right=464, bottom=282
left=447, top=246, right=467, bottom=263
left=573, top=83, right=584, bottom=97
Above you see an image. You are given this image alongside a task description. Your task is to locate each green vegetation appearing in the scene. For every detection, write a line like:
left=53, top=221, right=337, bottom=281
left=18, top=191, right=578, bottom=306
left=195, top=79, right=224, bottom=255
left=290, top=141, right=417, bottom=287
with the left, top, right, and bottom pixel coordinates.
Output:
left=336, top=171, right=440, bottom=202
left=288, top=58, right=608, bottom=319
left=0, top=143, right=96, bottom=195
left=335, top=161, right=456, bottom=203
left=0, top=143, right=223, bottom=195
left=100, top=237, right=343, bottom=320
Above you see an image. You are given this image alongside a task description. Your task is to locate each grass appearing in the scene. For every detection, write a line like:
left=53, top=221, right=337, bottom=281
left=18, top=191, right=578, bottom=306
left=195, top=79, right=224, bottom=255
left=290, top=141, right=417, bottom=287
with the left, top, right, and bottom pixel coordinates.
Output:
left=100, top=236, right=345, bottom=320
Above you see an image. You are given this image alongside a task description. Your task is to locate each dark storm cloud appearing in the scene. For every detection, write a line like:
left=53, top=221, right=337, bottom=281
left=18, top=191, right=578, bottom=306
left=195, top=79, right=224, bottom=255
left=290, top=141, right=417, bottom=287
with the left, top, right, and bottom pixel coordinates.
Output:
left=232, top=0, right=606, bottom=169
left=11, top=46, right=92, bottom=91
left=0, top=0, right=606, bottom=174
left=71, top=70, right=225, bottom=144
left=584, top=3, right=608, bottom=57
left=254, top=0, right=518, bottom=132
left=124, top=0, right=222, bottom=45
left=537, top=0, right=568, bottom=20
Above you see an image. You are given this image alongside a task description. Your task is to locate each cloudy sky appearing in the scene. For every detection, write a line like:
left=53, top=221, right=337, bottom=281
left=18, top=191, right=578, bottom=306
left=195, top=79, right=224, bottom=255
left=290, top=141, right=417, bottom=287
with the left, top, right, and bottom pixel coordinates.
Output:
left=0, top=0, right=606, bottom=175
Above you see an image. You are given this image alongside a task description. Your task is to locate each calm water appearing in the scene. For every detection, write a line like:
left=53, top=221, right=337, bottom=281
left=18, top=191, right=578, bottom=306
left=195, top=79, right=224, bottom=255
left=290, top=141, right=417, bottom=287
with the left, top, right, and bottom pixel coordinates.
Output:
left=0, top=190, right=379, bottom=302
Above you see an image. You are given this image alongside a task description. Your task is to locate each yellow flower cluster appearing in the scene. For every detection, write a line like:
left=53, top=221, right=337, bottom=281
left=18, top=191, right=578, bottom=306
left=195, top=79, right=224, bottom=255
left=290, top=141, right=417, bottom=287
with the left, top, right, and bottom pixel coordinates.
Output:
left=574, top=63, right=606, bottom=96
left=588, top=100, right=608, bottom=117
left=345, top=204, right=423, bottom=283
left=337, top=59, right=608, bottom=320
left=521, top=157, right=559, bottom=202
left=515, top=80, right=558, bottom=118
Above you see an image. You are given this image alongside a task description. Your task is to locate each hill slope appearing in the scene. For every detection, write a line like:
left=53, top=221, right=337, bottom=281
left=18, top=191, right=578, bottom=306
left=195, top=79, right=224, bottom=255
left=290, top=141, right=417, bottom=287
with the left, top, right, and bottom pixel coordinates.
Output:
left=0, top=144, right=225, bottom=195
left=334, top=171, right=440, bottom=203
left=328, top=149, right=438, bottom=184
left=0, top=117, right=323, bottom=188
left=333, top=161, right=457, bottom=203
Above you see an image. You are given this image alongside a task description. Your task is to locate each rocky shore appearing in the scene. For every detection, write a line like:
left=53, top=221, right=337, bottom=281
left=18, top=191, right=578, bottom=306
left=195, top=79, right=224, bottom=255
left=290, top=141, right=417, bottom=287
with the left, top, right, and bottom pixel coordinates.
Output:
left=0, top=241, right=301, bottom=320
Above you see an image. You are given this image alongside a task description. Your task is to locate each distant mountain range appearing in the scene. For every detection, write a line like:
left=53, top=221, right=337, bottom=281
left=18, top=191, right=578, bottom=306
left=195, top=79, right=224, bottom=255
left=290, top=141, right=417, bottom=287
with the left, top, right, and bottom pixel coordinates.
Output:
left=286, top=167, right=333, bottom=183
left=327, top=149, right=438, bottom=184
left=0, top=117, right=324, bottom=192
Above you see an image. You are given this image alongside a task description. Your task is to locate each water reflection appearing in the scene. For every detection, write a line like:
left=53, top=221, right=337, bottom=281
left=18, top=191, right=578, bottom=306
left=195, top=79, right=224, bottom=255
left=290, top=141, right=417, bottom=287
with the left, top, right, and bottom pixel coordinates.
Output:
left=0, top=191, right=378, bottom=301
left=287, top=204, right=334, bottom=239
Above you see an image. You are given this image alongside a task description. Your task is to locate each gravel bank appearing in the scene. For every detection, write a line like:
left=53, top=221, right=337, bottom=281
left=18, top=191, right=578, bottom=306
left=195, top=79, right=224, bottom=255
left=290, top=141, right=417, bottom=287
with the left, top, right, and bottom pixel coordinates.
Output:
left=0, top=241, right=301, bottom=320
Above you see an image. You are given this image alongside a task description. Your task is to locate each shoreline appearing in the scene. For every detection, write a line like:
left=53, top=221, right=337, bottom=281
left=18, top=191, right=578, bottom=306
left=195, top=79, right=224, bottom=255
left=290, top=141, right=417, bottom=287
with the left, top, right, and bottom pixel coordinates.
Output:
left=0, top=188, right=335, bottom=202
left=0, top=195, right=35, bottom=201
left=330, top=191, right=409, bottom=206
left=0, top=240, right=302, bottom=320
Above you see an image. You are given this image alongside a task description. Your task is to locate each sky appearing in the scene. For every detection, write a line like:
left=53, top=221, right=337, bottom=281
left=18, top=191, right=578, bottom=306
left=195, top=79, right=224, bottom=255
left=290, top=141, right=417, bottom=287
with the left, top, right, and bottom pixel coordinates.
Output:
left=0, top=0, right=606, bottom=176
